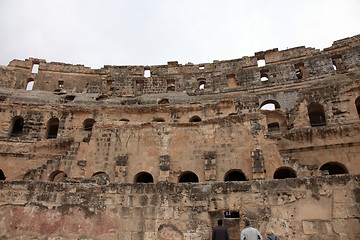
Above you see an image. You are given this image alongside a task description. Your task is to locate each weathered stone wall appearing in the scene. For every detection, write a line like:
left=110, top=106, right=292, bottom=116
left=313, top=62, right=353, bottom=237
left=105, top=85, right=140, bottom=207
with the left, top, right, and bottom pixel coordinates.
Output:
left=0, top=35, right=360, bottom=239
left=0, top=175, right=359, bottom=240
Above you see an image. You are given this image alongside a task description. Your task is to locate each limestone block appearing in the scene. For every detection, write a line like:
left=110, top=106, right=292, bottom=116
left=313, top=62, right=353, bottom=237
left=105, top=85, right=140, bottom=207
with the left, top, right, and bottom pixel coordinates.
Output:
left=302, top=221, right=318, bottom=234
left=332, top=203, right=347, bottom=218
left=333, top=189, right=347, bottom=203
left=157, top=207, right=173, bottom=220
left=332, top=219, right=348, bottom=234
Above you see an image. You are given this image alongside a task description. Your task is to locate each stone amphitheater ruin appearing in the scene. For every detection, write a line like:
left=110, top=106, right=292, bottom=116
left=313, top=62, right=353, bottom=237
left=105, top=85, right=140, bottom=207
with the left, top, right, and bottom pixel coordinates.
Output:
left=0, top=35, right=360, bottom=240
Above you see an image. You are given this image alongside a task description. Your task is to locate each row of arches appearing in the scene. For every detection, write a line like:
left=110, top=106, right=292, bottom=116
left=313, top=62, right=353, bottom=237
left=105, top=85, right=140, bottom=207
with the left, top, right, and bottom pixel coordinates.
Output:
left=9, top=116, right=96, bottom=138
left=1, top=162, right=346, bottom=183
left=261, top=97, right=360, bottom=131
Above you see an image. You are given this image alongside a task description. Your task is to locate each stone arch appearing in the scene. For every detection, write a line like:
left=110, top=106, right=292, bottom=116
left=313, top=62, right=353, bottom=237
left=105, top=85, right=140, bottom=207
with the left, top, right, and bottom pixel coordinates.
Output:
left=355, top=96, right=360, bottom=118
left=45, top=117, right=60, bottom=139
left=198, top=78, right=206, bottom=90
left=320, top=162, right=349, bottom=175
left=91, top=171, right=110, bottom=185
left=179, top=171, right=199, bottom=183
left=48, top=170, right=67, bottom=181
left=26, top=78, right=34, bottom=90
left=189, top=115, right=202, bottom=123
left=308, top=103, right=326, bottom=127
left=10, top=116, right=24, bottom=137
left=260, top=100, right=281, bottom=110
left=224, top=169, right=247, bottom=181
left=273, top=167, right=297, bottom=179
left=134, top=172, right=154, bottom=183
left=83, top=118, right=95, bottom=131
left=0, top=169, right=6, bottom=180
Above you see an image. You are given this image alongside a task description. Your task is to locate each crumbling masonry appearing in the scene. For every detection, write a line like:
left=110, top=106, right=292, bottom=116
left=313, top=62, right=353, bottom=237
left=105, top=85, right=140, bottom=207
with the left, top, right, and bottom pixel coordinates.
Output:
left=0, top=35, right=360, bottom=239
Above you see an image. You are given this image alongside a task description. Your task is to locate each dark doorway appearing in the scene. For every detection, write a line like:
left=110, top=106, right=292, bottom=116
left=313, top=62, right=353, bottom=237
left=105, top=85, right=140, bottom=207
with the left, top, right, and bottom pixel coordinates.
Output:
left=179, top=171, right=199, bottom=183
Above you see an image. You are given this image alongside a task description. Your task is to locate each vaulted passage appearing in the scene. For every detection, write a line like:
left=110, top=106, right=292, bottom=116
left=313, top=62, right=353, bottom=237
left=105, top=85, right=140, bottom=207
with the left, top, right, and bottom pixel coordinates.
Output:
left=320, top=162, right=348, bottom=175
left=134, top=172, right=154, bottom=183
left=224, top=170, right=246, bottom=181
left=179, top=172, right=199, bottom=183
left=10, top=116, right=24, bottom=137
left=46, top=118, right=59, bottom=139
left=0, top=169, right=5, bottom=180
left=308, top=103, right=326, bottom=127
left=274, top=167, right=297, bottom=179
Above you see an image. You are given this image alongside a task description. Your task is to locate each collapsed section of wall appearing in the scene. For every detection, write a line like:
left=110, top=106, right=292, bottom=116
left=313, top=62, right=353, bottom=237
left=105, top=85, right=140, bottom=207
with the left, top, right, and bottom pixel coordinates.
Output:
left=0, top=175, right=359, bottom=240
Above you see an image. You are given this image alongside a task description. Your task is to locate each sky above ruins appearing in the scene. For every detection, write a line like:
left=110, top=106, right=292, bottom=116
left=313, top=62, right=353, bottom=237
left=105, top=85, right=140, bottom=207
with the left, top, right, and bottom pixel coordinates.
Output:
left=0, top=0, right=359, bottom=69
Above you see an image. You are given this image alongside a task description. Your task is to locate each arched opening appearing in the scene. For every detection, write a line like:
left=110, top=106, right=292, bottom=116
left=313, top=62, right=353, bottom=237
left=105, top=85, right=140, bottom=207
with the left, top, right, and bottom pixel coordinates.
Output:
left=83, top=118, right=95, bottom=132
left=48, top=170, right=67, bottom=181
left=189, top=115, right=202, bottom=122
left=179, top=171, right=199, bottom=183
left=120, top=118, right=130, bottom=122
left=134, top=172, right=154, bottom=183
left=308, top=103, right=326, bottom=127
left=26, top=78, right=34, bottom=90
left=46, top=118, right=59, bottom=139
left=152, top=118, right=165, bottom=123
left=198, top=79, right=206, bottom=90
left=158, top=99, right=169, bottom=104
left=260, top=69, right=269, bottom=82
left=0, top=169, right=6, bottom=180
left=10, top=116, right=24, bottom=137
left=167, top=80, right=175, bottom=92
left=267, top=122, right=280, bottom=131
left=91, top=172, right=110, bottom=185
left=355, top=97, right=360, bottom=118
left=260, top=100, right=280, bottom=110
left=320, top=162, right=348, bottom=175
left=274, top=167, right=297, bottom=179
left=224, top=170, right=246, bottom=182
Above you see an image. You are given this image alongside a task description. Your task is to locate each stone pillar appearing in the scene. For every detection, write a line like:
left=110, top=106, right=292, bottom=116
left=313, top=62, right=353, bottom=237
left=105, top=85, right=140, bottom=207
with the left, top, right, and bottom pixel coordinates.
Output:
left=204, top=151, right=217, bottom=181
left=115, top=154, right=128, bottom=182
left=251, top=147, right=265, bottom=179
left=159, top=155, right=170, bottom=182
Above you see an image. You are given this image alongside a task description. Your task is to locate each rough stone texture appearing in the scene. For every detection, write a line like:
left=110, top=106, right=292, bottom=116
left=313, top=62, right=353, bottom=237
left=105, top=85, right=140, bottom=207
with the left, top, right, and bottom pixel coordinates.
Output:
left=0, top=35, right=360, bottom=239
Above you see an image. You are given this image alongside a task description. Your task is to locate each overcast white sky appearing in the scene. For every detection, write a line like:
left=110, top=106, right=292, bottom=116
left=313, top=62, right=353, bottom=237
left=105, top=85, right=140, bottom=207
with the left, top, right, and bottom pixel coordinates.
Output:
left=0, top=0, right=359, bottom=69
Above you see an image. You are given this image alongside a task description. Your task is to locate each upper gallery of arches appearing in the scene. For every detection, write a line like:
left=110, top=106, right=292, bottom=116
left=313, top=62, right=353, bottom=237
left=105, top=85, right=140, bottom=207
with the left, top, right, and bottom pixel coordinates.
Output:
left=0, top=35, right=359, bottom=96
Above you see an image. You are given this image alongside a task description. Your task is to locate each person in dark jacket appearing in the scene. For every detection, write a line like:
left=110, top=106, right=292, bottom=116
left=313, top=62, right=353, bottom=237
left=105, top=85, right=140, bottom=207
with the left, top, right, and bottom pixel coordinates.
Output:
left=212, top=220, right=230, bottom=240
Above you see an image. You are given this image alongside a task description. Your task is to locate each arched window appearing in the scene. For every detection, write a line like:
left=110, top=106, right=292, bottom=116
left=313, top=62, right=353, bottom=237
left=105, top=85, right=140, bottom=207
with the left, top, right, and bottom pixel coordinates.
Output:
left=48, top=170, right=67, bottom=181
left=91, top=172, right=110, bottom=185
left=308, top=103, right=326, bottom=127
left=46, top=118, right=59, bottom=139
left=189, top=116, right=202, bottom=123
left=267, top=122, right=280, bottom=131
left=224, top=170, right=246, bottom=182
left=179, top=171, right=199, bottom=183
left=273, top=167, right=297, bottom=179
left=0, top=169, right=6, bottom=180
left=26, top=78, right=34, bottom=90
left=320, top=162, right=348, bottom=175
left=355, top=97, right=360, bottom=118
left=134, top=172, right=154, bottom=183
left=260, top=100, right=280, bottom=110
left=198, top=78, right=206, bottom=90
left=83, top=118, right=95, bottom=132
left=10, top=116, right=24, bottom=137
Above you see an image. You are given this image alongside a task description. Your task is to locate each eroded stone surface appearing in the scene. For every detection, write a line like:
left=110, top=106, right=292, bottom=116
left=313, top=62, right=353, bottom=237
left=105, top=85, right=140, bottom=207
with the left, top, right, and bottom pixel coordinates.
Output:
left=0, top=35, right=360, bottom=239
